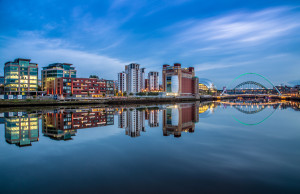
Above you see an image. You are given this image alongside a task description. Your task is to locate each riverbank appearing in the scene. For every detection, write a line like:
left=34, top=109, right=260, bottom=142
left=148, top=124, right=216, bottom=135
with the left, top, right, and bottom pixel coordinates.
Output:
left=0, top=97, right=201, bottom=108
left=0, top=95, right=298, bottom=108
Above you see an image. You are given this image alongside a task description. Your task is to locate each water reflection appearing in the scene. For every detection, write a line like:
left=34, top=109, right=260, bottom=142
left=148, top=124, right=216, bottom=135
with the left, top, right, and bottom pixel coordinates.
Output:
left=42, top=108, right=115, bottom=140
left=163, top=103, right=199, bottom=137
left=2, top=112, right=39, bottom=146
left=0, top=100, right=299, bottom=147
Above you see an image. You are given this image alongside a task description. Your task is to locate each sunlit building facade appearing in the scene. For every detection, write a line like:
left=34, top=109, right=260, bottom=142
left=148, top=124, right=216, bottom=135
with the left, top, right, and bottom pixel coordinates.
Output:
left=5, top=113, right=39, bottom=146
left=162, top=63, right=199, bottom=96
left=42, top=63, right=76, bottom=91
left=4, top=58, right=38, bottom=95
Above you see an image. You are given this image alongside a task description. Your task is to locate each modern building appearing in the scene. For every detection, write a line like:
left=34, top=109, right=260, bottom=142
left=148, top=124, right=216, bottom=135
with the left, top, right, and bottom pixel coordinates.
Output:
left=198, top=79, right=217, bottom=94
left=141, top=68, right=146, bottom=91
left=106, top=80, right=115, bottom=96
left=117, top=71, right=127, bottom=94
left=163, top=103, right=199, bottom=137
left=5, top=113, right=39, bottom=146
left=46, top=77, right=106, bottom=97
left=0, top=76, right=4, bottom=85
left=162, top=63, right=199, bottom=96
left=148, top=71, right=159, bottom=91
left=4, top=58, right=38, bottom=95
left=144, top=79, right=149, bottom=92
left=41, top=63, right=76, bottom=91
left=125, top=63, right=144, bottom=94
left=0, top=76, right=4, bottom=94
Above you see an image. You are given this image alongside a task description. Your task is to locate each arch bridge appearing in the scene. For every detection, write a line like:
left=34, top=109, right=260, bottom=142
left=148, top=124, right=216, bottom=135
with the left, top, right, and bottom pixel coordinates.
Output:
left=222, top=73, right=281, bottom=96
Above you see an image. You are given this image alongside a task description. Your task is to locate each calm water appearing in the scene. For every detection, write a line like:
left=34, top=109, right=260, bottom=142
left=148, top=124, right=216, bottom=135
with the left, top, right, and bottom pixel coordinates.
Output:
left=0, top=100, right=300, bottom=193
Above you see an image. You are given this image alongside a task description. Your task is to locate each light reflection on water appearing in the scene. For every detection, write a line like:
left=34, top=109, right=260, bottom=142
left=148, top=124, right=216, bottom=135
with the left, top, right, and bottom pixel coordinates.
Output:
left=0, top=99, right=299, bottom=193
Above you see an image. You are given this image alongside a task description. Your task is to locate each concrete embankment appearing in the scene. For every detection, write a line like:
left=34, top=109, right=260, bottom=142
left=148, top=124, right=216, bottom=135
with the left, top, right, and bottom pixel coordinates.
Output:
left=0, top=97, right=205, bottom=107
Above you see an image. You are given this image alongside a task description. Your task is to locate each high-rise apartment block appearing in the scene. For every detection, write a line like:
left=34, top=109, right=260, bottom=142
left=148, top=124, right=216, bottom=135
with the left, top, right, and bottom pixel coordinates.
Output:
left=118, top=71, right=127, bottom=93
left=4, top=58, right=38, bottom=95
left=125, top=63, right=142, bottom=93
left=162, top=63, right=199, bottom=96
left=118, top=63, right=146, bottom=94
left=148, top=71, right=159, bottom=91
left=42, top=63, right=76, bottom=91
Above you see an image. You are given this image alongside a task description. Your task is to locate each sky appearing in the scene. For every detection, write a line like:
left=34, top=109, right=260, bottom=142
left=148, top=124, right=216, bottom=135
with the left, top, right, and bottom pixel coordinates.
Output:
left=0, top=0, right=299, bottom=88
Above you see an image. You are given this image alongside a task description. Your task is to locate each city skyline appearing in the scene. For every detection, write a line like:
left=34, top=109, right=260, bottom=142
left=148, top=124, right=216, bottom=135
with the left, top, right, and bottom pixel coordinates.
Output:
left=0, top=0, right=300, bottom=88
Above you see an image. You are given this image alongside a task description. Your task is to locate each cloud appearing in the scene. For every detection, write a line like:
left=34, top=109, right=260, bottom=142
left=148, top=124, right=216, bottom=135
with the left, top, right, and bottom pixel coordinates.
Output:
left=170, top=6, right=300, bottom=48
left=0, top=35, right=128, bottom=79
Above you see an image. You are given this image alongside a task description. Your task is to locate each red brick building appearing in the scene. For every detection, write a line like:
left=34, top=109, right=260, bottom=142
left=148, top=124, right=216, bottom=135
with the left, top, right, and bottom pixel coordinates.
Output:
left=46, top=77, right=106, bottom=97
left=162, top=63, right=199, bottom=96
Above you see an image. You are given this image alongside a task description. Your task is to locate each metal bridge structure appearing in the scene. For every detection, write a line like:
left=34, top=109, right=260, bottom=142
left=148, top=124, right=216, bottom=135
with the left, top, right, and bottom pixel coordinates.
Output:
left=221, top=73, right=281, bottom=96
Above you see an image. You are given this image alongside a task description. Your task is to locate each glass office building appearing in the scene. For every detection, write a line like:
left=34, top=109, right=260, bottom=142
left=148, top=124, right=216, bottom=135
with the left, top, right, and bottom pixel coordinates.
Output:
left=4, top=58, right=38, bottom=95
left=41, top=63, right=76, bottom=91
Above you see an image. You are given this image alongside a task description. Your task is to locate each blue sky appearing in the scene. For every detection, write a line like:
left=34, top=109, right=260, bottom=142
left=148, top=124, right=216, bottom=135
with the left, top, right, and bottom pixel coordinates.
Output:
left=0, top=0, right=299, bottom=88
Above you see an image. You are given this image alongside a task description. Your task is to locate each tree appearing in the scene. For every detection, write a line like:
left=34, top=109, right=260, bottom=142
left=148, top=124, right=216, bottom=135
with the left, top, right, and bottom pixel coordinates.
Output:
left=89, top=75, right=99, bottom=79
left=129, top=93, right=133, bottom=96
left=123, top=92, right=127, bottom=96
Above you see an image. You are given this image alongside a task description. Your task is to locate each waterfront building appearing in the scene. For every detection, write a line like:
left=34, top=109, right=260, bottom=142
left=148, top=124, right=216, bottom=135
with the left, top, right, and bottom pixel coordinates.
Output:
left=148, top=71, right=159, bottom=91
left=198, top=79, right=217, bottom=94
left=106, top=80, right=115, bottom=96
left=0, top=76, right=4, bottom=94
left=162, top=63, right=199, bottom=96
left=41, top=63, right=76, bottom=91
left=4, top=58, right=38, bottom=95
left=0, top=76, right=4, bottom=85
left=5, top=113, right=39, bottom=146
left=144, top=79, right=149, bottom=92
left=163, top=103, right=199, bottom=137
left=125, top=63, right=144, bottom=94
left=46, top=77, right=106, bottom=97
left=118, top=71, right=127, bottom=94
left=141, top=68, right=146, bottom=91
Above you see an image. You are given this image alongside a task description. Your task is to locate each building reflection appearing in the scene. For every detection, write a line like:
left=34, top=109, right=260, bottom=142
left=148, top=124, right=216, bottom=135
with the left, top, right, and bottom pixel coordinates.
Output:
left=118, top=108, right=146, bottom=137
left=4, top=112, right=39, bottom=146
left=146, top=109, right=159, bottom=127
left=42, top=108, right=115, bottom=140
left=163, top=103, right=199, bottom=138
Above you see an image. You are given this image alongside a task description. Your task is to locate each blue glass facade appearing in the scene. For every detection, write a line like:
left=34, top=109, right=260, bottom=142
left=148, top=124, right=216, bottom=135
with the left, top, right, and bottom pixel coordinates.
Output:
left=41, top=63, right=76, bottom=91
left=4, top=58, right=38, bottom=95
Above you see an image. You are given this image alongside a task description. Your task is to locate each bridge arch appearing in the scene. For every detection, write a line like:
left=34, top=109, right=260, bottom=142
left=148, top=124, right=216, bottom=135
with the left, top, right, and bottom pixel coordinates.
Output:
left=227, top=73, right=281, bottom=96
